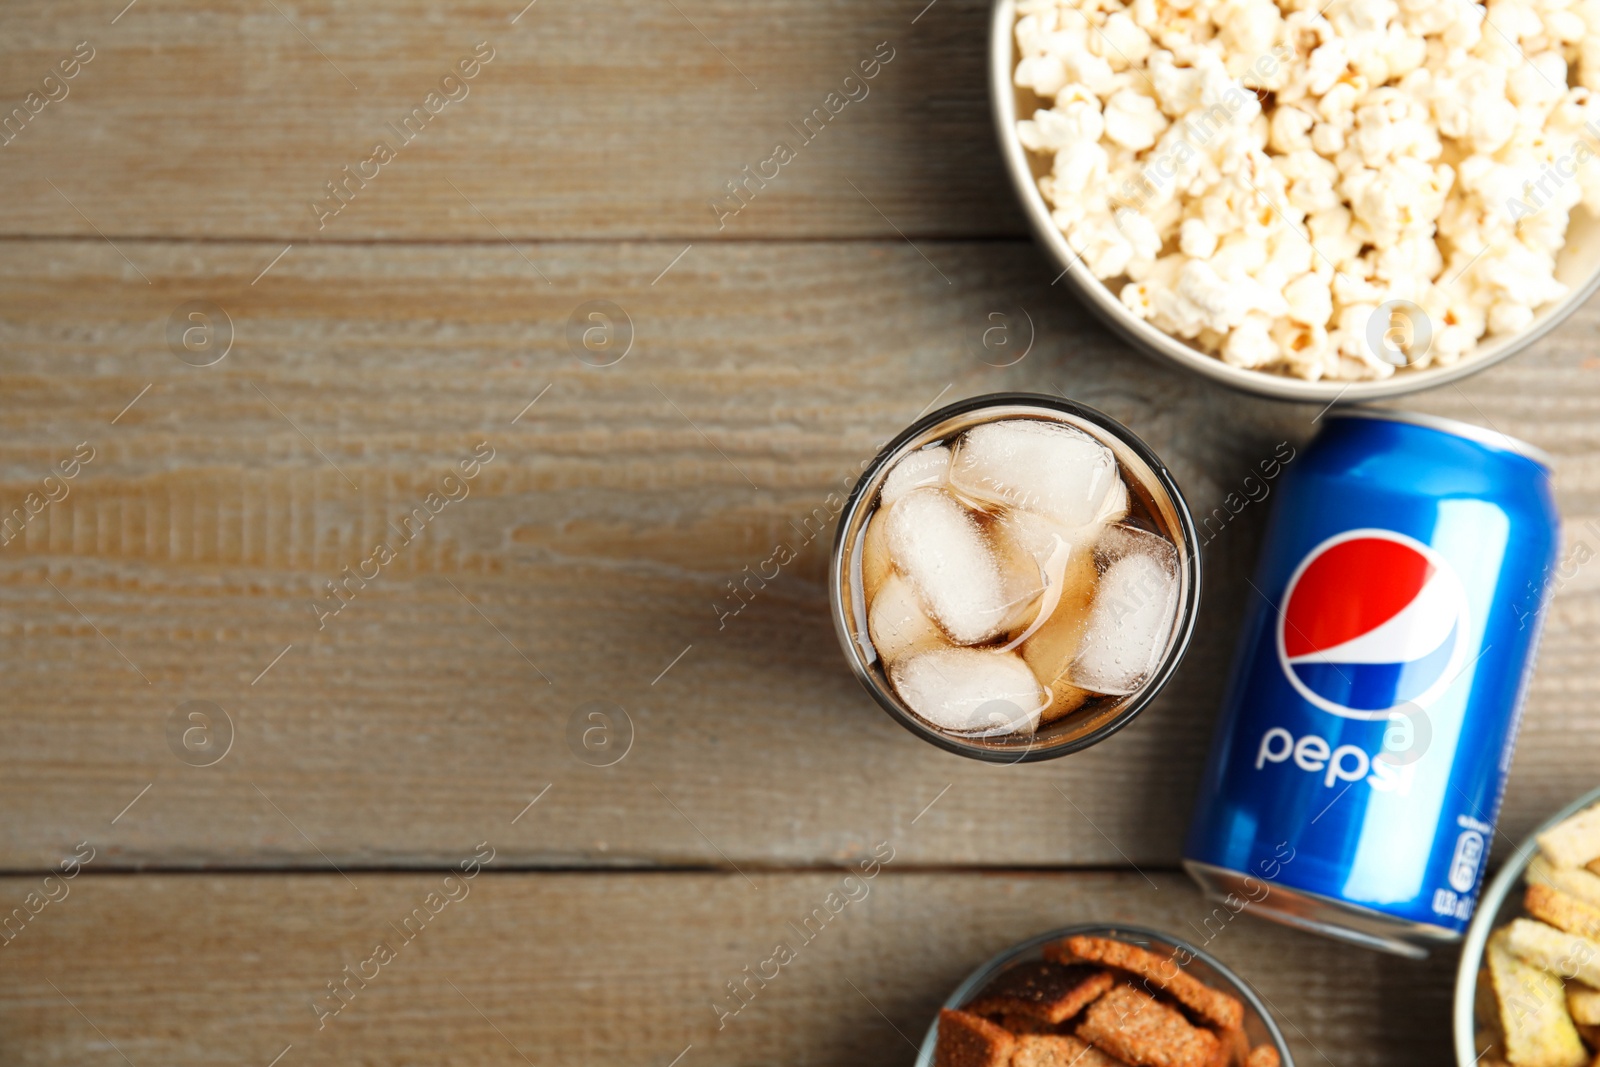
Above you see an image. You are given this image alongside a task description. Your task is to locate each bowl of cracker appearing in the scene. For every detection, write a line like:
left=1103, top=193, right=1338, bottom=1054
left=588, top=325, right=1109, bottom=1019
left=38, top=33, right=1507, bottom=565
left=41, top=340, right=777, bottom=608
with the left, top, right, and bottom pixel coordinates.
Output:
left=920, top=924, right=1292, bottom=1067
left=1457, top=785, right=1600, bottom=1067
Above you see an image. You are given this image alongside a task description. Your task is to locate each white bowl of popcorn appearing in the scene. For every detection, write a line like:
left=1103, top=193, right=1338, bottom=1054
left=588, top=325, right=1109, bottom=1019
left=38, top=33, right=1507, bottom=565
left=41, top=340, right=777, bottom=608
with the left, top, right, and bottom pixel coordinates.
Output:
left=992, top=0, right=1600, bottom=400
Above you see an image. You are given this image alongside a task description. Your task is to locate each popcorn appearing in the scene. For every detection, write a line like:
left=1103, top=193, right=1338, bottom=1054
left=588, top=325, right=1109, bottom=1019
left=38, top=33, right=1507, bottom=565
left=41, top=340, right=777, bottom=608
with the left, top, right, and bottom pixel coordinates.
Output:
left=1015, top=0, right=1597, bottom=380
left=1310, top=119, right=1347, bottom=154
left=1308, top=205, right=1364, bottom=266
left=1546, top=8, right=1588, bottom=43
left=1270, top=104, right=1316, bottom=151
left=1490, top=299, right=1538, bottom=332
left=1104, top=88, right=1170, bottom=148
left=1306, top=39, right=1353, bottom=95
left=1016, top=53, right=1071, bottom=97
left=1222, top=311, right=1281, bottom=365
left=1116, top=206, right=1165, bottom=261
left=1018, top=87, right=1106, bottom=152
left=1179, top=216, right=1220, bottom=256
left=1510, top=52, right=1570, bottom=113
left=1284, top=270, right=1335, bottom=323
left=1098, top=11, right=1155, bottom=66
left=1052, top=140, right=1111, bottom=197
left=1218, top=0, right=1284, bottom=61
left=1278, top=149, right=1343, bottom=212
left=1068, top=211, right=1141, bottom=275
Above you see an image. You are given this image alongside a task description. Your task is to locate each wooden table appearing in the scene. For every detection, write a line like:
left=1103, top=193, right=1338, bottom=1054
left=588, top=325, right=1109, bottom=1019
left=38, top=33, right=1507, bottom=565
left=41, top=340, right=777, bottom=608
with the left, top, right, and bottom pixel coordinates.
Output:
left=2, top=2, right=1596, bottom=1063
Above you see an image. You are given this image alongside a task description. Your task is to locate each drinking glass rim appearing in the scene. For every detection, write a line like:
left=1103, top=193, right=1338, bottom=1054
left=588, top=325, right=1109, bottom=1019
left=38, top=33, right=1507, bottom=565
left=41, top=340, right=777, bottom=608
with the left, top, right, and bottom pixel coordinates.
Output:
left=828, top=391, right=1202, bottom=763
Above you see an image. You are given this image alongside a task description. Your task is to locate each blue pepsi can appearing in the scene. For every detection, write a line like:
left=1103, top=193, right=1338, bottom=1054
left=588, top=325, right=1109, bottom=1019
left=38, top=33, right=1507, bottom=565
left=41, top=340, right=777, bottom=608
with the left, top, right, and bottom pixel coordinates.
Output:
left=1184, top=410, right=1560, bottom=957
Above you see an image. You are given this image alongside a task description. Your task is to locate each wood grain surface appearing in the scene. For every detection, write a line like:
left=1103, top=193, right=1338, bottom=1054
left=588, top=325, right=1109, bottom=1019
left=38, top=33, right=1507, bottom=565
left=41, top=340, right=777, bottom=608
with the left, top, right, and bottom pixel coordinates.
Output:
left=4, top=0, right=1600, bottom=1064
left=0, top=0, right=1019, bottom=241
left=1, top=239, right=1597, bottom=876
left=0, top=871, right=1456, bottom=1066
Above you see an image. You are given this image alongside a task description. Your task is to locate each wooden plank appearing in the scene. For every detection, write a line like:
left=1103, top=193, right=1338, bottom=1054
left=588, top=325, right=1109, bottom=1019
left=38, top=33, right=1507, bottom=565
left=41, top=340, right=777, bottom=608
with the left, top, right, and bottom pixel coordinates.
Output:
left=0, top=0, right=1021, bottom=241
left=0, top=870, right=1455, bottom=1066
left=1, top=239, right=1597, bottom=870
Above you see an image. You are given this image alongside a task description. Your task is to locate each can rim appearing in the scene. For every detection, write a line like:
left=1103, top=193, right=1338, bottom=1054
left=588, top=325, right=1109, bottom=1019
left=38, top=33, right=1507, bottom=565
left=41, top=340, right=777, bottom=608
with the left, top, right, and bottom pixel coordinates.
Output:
left=1329, top=407, right=1553, bottom=470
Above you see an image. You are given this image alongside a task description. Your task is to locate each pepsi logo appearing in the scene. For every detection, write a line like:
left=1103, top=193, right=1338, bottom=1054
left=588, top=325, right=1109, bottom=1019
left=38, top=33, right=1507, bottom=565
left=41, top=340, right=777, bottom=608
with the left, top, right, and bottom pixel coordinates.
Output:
left=1276, top=529, right=1469, bottom=720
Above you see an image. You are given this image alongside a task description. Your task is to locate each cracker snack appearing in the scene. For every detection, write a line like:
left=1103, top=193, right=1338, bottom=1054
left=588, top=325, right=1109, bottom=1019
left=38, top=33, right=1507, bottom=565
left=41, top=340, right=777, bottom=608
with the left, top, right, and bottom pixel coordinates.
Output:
left=1476, top=799, right=1600, bottom=1067
left=968, top=961, right=1115, bottom=1025
left=1012, top=1034, right=1126, bottom=1067
left=1487, top=930, right=1587, bottom=1067
left=1538, top=807, right=1600, bottom=871
left=1076, top=985, right=1219, bottom=1067
left=1049, top=935, right=1245, bottom=1030
left=934, top=932, right=1282, bottom=1067
left=937, top=1009, right=1016, bottom=1067
left=1526, top=884, right=1600, bottom=943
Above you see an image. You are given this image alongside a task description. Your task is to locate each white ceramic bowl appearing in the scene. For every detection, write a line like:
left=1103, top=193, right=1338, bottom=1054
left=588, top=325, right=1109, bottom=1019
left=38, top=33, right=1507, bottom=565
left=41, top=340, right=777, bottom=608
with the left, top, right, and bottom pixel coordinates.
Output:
left=1452, top=785, right=1600, bottom=1066
left=990, top=0, right=1600, bottom=402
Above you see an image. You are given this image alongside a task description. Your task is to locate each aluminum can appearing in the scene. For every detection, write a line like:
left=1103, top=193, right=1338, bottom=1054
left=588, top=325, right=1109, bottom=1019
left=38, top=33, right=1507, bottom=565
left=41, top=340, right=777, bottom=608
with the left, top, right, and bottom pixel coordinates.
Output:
left=1184, top=410, right=1560, bottom=957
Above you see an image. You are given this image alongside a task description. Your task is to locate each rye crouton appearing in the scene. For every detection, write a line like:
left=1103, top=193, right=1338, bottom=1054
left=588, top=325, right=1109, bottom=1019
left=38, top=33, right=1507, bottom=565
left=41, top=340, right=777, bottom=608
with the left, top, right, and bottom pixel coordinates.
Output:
left=1050, top=935, right=1244, bottom=1031
left=1488, top=929, right=1588, bottom=1067
left=1244, top=1046, right=1281, bottom=1067
left=1011, top=1033, right=1127, bottom=1067
left=935, top=1009, right=1016, bottom=1067
left=994, top=1013, right=1063, bottom=1036
left=966, top=961, right=1114, bottom=1025
left=1212, top=1026, right=1250, bottom=1067
left=1076, top=984, right=1220, bottom=1067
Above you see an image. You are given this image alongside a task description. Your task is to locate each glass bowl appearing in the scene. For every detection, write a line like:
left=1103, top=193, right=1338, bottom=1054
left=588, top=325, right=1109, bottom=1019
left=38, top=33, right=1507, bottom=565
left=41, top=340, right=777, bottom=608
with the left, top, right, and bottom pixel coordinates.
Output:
left=915, top=922, right=1295, bottom=1066
left=1452, top=784, right=1600, bottom=1066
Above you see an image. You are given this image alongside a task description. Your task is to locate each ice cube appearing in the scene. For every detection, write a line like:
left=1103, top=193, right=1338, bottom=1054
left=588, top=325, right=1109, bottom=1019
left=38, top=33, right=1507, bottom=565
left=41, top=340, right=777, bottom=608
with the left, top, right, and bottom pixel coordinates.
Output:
left=949, top=419, right=1123, bottom=528
left=1097, top=473, right=1130, bottom=526
left=869, top=574, right=950, bottom=664
left=1020, top=545, right=1101, bottom=721
left=1094, top=524, right=1178, bottom=575
left=989, top=508, right=1077, bottom=642
left=990, top=507, right=1073, bottom=573
left=889, top=647, right=1046, bottom=736
left=1069, top=526, right=1181, bottom=695
left=885, top=488, right=1013, bottom=645
left=881, top=445, right=951, bottom=506
left=860, top=508, right=893, bottom=603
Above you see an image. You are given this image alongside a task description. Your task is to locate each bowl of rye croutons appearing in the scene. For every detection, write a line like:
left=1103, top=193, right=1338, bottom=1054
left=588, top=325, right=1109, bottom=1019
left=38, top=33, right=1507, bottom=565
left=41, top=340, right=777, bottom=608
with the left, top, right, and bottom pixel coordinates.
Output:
left=922, top=925, right=1291, bottom=1067
left=1459, top=787, right=1600, bottom=1067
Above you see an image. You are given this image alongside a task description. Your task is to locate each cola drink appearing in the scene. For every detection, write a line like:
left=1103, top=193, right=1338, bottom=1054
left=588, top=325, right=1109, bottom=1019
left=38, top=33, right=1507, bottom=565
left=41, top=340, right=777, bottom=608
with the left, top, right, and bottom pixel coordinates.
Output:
left=830, top=393, right=1201, bottom=761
